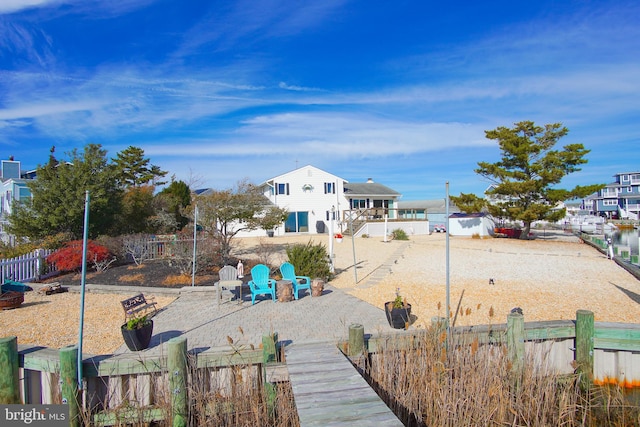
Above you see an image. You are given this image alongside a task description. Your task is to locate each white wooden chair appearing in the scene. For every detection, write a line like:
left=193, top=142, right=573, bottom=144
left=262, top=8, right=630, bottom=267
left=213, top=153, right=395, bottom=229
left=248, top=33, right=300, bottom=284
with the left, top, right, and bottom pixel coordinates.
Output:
left=216, top=265, right=242, bottom=306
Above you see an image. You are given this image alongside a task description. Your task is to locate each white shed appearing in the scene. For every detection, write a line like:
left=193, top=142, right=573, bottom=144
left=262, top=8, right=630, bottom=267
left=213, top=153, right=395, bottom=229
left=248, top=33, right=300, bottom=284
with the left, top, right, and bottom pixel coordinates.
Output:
left=447, top=213, right=495, bottom=237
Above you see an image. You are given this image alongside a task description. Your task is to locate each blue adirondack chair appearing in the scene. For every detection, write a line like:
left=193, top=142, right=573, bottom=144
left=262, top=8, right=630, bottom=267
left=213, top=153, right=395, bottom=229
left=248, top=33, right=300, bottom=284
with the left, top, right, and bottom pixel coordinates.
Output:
left=280, top=262, right=311, bottom=299
left=248, top=264, right=276, bottom=305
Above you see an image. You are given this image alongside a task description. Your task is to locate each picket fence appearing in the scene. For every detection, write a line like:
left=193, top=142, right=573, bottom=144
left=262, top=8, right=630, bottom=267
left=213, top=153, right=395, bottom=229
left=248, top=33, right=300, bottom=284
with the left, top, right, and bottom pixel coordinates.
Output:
left=0, top=249, right=56, bottom=283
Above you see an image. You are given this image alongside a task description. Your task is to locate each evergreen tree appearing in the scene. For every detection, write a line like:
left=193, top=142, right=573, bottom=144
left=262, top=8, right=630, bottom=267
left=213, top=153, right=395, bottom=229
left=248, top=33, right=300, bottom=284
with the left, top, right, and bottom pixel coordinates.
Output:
left=154, top=178, right=192, bottom=231
left=112, top=146, right=167, bottom=188
left=451, top=121, right=603, bottom=238
left=8, top=144, right=122, bottom=239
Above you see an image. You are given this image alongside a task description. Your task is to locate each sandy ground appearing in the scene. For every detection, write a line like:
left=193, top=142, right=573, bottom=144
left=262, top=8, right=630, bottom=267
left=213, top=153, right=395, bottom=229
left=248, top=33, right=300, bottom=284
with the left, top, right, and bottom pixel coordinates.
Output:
left=2, top=231, right=639, bottom=355
left=236, top=231, right=640, bottom=327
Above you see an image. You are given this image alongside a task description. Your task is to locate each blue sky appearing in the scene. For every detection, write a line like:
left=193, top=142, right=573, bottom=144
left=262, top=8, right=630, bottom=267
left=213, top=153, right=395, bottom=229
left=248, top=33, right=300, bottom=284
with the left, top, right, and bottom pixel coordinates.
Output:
left=1, top=0, right=638, bottom=200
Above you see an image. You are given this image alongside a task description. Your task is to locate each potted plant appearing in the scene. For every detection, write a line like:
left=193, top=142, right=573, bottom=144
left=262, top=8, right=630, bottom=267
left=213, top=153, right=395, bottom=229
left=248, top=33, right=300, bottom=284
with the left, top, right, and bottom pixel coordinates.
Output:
left=334, top=233, right=343, bottom=243
left=121, top=314, right=154, bottom=351
left=385, top=288, right=412, bottom=330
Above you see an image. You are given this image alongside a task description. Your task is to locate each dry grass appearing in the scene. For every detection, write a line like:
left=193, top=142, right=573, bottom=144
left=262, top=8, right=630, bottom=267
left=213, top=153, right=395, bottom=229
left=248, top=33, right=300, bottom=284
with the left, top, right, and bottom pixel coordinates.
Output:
left=119, top=273, right=145, bottom=283
left=75, top=356, right=299, bottom=426
left=161, top=274, right=210, bottom=286
left=356, top=329, right=640, bottom=426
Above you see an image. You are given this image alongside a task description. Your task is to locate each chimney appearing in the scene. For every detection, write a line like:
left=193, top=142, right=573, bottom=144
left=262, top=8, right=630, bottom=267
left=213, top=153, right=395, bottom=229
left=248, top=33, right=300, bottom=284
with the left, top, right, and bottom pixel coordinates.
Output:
left=366, top=178, right=374, bottom=183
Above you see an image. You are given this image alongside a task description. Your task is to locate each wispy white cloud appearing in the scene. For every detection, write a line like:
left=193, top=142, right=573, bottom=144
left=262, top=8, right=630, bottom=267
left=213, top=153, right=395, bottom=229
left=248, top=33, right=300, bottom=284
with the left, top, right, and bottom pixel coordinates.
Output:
left=278, top=82, right=323, bottom=92
left=173, top=0, right=347, bottom=58
left=0, top=0, right=66, bottom=14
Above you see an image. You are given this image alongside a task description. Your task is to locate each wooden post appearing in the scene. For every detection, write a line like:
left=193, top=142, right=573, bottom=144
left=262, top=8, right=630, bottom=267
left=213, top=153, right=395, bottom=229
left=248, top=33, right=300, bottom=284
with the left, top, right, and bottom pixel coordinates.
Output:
left=507, top=312, right=525, bottom=388
left=262, top=333, right=278, bottom=418
left=168, top=336, right=188, bottom=427
left=262, top=333, right=278, bottom=364
left=59, top=345, right=80, bottom=427
left=0, top=336, right=21, bottom=404
left=575, top=309, right=594, bottom=390
left=348, top=324, right=364, bottom=356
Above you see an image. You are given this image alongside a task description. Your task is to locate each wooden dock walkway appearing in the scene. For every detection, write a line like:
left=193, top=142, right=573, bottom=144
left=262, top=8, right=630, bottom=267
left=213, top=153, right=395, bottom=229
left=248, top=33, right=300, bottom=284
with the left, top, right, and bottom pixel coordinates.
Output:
left=285, top=342, right=403, bottom=426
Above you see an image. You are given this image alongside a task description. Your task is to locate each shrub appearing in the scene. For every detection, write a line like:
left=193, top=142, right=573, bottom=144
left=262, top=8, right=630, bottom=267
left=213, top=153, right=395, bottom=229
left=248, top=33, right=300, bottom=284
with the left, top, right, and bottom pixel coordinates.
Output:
left=286, top=240, right=333, bottom=281
left=46, top=240, right=111, bottom=272
left=390, top=228, right=409, bottom=240
left=0, top=242, right=38, bottom=259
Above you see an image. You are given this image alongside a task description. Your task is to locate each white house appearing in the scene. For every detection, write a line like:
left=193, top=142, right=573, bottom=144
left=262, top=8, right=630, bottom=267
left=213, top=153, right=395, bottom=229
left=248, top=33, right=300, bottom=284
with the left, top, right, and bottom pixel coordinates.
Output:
left=256, top=165, right=401, bottom=236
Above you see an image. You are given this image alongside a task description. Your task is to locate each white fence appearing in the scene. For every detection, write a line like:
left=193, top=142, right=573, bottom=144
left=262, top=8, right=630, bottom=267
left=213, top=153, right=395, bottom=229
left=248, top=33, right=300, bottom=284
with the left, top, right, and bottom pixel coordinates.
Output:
left=0, top=249, right=56, bottom=283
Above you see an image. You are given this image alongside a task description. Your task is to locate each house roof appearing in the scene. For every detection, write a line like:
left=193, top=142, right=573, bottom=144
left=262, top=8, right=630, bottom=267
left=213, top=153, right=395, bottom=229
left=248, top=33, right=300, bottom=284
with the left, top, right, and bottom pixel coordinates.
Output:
left=343, top=182, right=400, bottom=197
left=264, top=164, right=345, bottom=185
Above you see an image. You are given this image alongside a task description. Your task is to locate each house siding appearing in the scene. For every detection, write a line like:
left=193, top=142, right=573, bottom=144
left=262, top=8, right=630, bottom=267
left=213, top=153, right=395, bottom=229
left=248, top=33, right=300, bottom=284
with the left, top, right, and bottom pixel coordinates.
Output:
left=257, top=165, right=347, bottom=237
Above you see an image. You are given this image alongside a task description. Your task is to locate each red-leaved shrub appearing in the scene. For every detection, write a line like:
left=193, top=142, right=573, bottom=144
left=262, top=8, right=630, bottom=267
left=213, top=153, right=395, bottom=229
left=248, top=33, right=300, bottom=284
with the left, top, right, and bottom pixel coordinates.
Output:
left=47, top=240, right=111, bottom=272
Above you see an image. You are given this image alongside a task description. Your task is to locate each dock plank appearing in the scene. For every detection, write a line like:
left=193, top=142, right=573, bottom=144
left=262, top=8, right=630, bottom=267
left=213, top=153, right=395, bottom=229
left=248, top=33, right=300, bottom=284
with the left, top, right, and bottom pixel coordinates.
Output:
left=285, top=342, right=403, bottom=426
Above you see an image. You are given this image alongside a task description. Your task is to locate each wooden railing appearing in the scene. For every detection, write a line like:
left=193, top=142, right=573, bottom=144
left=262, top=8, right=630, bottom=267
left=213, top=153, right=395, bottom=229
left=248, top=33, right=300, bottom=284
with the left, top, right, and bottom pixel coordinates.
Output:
left=349, top=310, right=640, bottom=390
left=2, top=334, right=284, bottom=426
left=3, top=311, right=639, bottom=425
left=342, top=207, right=427, bottom=223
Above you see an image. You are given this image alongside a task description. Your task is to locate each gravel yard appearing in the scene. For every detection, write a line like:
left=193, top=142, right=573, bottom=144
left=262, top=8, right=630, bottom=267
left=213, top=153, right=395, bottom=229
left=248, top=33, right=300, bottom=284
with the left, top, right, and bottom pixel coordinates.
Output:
left=1, top=231, right=639, bottom=355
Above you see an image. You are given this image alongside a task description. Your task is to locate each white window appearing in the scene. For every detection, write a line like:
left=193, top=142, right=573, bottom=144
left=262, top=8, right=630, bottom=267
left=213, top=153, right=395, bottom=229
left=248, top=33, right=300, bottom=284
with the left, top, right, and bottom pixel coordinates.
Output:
left=603, top=200, right=617, bottom=206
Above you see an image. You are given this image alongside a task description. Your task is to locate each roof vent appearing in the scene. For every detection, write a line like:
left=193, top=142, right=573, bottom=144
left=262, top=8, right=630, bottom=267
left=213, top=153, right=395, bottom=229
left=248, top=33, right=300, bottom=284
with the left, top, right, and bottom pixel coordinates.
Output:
left=366, top=178, right=374, bottom=183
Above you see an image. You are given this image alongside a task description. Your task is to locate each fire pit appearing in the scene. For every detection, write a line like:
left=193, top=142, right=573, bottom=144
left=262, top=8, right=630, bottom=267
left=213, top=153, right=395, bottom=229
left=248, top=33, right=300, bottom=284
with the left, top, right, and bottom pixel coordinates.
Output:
left=0, top=291, right=25, bottom=310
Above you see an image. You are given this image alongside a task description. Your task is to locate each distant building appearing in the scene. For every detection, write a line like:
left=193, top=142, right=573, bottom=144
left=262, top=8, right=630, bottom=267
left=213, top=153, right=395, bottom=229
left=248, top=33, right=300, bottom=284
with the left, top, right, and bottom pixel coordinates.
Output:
left=1, top=159, right=35, bottom=245
left=396, top=199, right=460, bottom=231
left=584, top=172, right=640, bottom=220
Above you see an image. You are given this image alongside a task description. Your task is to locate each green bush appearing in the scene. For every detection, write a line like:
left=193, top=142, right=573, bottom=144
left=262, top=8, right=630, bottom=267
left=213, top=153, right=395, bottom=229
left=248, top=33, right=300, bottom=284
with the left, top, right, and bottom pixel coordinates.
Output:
left=286, top=240, right=333, bottom=281
left=391, top=228, right=409, bottom=240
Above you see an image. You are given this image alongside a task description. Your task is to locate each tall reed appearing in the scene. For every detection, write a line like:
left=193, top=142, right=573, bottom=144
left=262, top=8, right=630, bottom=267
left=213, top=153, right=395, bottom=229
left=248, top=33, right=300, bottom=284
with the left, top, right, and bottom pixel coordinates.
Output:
left=357, top=327, right=639, bottom=426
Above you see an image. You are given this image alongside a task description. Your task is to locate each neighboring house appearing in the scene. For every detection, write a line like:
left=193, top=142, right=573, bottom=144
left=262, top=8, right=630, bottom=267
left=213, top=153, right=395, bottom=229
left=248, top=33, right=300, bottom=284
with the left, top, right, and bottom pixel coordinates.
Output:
left=1, top=159, right=34, bottom=245
left=257, top=165, right=403, bottom=237
left=396, top=199, right=460, bottom=231
left=584, top=172, right=640, bottom=220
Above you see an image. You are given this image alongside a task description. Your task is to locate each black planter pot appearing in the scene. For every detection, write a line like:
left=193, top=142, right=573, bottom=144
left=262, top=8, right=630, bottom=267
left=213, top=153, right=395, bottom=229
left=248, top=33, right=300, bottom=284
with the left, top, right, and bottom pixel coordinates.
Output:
left=121, top=320, right=154, bottom=351
left=385, top=302, right=412, bottom=330
left=266, top=230, right=275, bottom=237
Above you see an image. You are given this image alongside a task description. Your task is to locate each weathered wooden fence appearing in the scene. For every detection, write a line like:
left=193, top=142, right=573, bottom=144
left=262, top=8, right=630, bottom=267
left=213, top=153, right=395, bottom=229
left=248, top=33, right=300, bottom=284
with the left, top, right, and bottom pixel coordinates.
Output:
left=2, top=311, right=639, bottom=426
left=0, top=249, right=56, bottom=282
left=1, top=334, right=284, bottom=426
left=359, top=310, right=640, bottom=390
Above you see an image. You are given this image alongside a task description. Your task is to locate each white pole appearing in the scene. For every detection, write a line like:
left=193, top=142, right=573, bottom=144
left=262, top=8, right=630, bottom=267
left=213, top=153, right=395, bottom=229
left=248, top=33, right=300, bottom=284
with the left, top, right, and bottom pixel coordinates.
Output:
left=329, top=205, right=335, bottom=273
left=191, top=205, right=198, bottom=286
left=350, top=215, right=358, bottom=284
left=384, top=214, right=388, bottom=242
left=77, top=190, right=90, bottom=390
